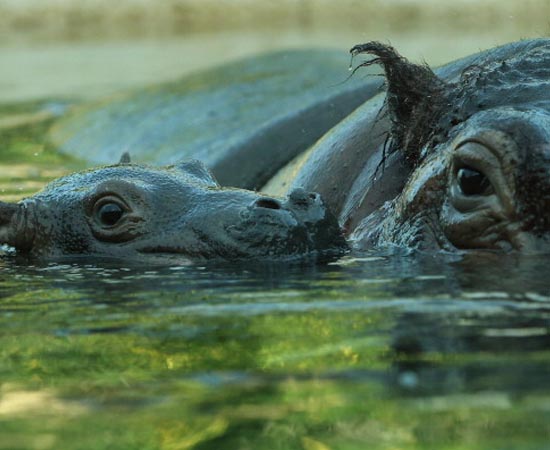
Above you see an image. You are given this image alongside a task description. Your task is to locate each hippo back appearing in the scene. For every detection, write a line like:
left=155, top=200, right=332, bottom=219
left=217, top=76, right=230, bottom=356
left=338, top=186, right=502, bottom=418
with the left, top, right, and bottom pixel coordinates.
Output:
left=48, top=50, right=381, bottom=190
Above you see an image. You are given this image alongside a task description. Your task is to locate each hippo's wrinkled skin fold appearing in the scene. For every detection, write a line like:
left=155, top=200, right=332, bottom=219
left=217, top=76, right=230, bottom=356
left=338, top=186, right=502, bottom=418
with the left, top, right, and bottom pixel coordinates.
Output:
left=0, top=159, right=346, bottom=261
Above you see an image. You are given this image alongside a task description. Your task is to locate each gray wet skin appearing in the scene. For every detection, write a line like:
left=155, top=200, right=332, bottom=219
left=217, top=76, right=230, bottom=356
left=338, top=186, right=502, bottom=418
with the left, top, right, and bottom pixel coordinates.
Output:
left=288, top=39, right=550, bottom=254
left=0, top=159, right=346, bottom=261
left=48, top=50, right=380, bottom=191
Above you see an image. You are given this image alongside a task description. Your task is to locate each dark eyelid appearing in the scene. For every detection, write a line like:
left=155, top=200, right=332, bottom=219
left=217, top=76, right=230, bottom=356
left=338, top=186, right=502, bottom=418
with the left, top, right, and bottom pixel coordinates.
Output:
left=94, top=195, right=129, bottom=210
left=453, top=139, right=502, bottom=177
left=85, top=179, right=143, bottom=215
left=455, top=138, right=486, bottom=150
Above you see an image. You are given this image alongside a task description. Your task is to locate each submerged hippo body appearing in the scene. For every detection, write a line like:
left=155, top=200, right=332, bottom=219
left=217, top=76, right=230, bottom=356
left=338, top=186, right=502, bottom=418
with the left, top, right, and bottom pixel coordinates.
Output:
left=0, top=157, right=346, bottom=261
left=49, top=50, right=381, bottom=191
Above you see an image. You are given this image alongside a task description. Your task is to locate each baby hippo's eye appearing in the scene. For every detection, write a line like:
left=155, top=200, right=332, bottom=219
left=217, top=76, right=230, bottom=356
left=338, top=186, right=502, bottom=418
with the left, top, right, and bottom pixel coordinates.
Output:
left=87, top=187, right=140, bottom=242
left=96, top=202, right=125, bottom=226
left=456, top=166, right=494, bottom=196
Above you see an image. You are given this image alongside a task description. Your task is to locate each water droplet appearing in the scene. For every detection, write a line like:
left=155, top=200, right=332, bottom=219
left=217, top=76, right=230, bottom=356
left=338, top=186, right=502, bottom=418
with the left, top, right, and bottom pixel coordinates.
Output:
left=349, top=53, right=355, bottom=71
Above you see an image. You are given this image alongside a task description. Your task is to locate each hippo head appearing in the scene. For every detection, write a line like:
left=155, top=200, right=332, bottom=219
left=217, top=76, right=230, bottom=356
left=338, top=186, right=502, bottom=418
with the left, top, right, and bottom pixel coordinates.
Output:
left=0, top=157, right=346, bottom=262
left=350, top=41, right=550, bottom=253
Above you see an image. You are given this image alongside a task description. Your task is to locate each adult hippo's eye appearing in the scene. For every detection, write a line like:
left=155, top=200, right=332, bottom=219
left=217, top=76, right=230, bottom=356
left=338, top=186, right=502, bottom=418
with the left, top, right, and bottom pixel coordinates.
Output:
left=456, top=166, right=494, bottom=196
left=94, top=200, right=127, bottom=227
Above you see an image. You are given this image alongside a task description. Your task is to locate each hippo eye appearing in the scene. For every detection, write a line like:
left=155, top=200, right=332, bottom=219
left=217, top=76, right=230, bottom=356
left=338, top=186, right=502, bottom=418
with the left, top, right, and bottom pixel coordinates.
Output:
left=96, top=202, right=125, bottom=226
left=456, top=166, right=493, bottom=196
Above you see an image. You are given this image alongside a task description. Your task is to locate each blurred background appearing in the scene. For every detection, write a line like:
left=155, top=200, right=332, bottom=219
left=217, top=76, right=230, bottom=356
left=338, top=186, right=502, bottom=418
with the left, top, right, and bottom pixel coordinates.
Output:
left=1, top=0, right=549, bottom=102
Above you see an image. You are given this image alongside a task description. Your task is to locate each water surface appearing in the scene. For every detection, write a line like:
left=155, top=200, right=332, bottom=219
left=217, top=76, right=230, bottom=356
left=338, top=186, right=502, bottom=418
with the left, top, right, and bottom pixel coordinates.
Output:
left=0, top=252, right=549, bottom=449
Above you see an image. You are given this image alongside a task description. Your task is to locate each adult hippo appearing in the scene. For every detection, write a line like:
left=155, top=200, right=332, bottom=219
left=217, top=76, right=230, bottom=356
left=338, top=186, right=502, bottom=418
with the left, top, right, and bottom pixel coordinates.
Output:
left=2, top=38, right=550, bottom=259
left=270, top=38, right=550, bottom=253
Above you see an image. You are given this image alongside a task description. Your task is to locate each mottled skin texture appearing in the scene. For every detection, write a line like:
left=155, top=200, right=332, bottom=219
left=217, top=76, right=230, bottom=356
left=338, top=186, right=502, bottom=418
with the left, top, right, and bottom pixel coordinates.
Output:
left=0, top=159, right=346, bottom=261
left=283, top=38, right=550, bottom=253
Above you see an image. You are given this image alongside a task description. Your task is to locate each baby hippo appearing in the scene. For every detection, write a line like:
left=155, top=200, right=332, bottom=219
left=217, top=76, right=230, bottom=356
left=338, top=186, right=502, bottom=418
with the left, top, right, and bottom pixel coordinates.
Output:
left=0, top=157, right=347, bottom=262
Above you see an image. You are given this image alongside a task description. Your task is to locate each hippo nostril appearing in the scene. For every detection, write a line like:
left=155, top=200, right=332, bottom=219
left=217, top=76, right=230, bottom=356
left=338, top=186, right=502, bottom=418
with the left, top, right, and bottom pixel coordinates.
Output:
left=254, top=198, right=282, bottom=210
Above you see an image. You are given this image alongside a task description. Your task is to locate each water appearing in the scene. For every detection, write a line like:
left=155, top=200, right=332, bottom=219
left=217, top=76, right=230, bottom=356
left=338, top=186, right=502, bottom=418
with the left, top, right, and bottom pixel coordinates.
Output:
left=0, top=252, right=549, bottom=449
left=1, top=16, right=550, bottom=449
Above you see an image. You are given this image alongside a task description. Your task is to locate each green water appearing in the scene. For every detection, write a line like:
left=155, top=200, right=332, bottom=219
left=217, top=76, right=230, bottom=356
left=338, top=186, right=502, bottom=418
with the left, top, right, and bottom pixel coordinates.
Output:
left=0, top=254, right=549, bottom=450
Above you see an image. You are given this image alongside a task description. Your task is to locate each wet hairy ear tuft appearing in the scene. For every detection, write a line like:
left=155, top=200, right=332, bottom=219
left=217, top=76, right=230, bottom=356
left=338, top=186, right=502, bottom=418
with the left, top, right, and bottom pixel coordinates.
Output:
left=350, top=41, right=447, bottom=164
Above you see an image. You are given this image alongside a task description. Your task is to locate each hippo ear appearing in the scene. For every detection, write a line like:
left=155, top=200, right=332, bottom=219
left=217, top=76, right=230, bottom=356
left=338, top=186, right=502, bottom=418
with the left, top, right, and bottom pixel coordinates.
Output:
left=350, top=42, right=447, bottom=164
left=118, top=152, right=131, bottom=164
left=174, top=159, right=219, bottom=187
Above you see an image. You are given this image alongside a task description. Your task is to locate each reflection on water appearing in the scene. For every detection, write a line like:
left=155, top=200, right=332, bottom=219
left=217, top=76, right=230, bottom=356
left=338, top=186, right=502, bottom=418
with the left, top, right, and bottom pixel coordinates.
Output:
left=0, top=252, right=549, bottom=449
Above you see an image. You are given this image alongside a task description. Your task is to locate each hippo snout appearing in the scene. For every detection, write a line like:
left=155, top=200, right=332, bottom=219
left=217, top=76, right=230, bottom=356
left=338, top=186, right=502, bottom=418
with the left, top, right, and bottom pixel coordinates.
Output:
left=226, top=189, right=347, bottom=257
left=251, top=189, right=322, bottom=213
left=287, top=188, right=319, bottom=207
left=284, top=188, right=332, bottom=225
left=246, top=189, right=331, bottom=226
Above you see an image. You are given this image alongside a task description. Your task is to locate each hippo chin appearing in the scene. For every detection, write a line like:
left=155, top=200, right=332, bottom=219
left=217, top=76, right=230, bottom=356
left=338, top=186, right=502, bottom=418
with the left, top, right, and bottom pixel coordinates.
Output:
left=0, top=157, right=346, bottom=261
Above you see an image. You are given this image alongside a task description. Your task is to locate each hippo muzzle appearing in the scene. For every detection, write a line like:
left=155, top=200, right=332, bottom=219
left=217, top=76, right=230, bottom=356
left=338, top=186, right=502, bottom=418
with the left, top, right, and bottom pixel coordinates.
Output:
left=222, top=188, right=345, bottom=258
